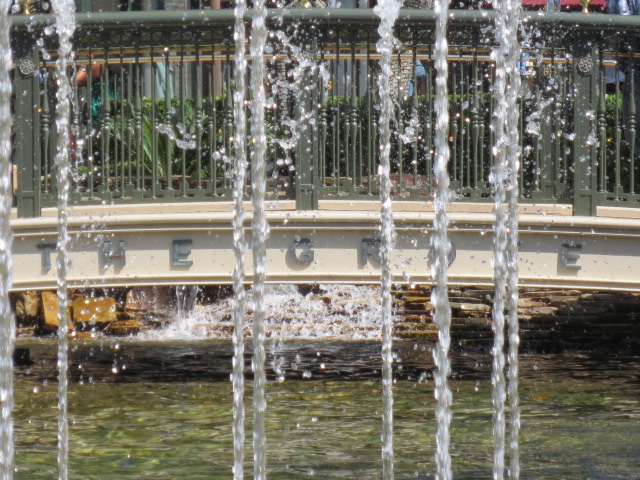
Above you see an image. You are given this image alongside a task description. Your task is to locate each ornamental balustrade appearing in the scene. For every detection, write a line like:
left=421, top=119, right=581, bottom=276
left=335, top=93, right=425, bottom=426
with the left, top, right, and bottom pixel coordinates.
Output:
left=9, top=9, right=640, bottom=217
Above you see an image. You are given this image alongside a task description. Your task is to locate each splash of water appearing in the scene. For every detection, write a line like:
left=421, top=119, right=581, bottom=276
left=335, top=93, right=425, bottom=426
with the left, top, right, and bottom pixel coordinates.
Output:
left=174, top=285, right=198, bottom=319
left=432, top=0, right=453, bottom=479
left=249, top=0, right=269, bottom=477
left=374, top=0, right=403, bottom=477
left=138, top=285, right=383, bottom=341
left=0, top=2, right=14, bottom=478
left=157, top=123, right=197, bottom=150
left=269, top=29, right=330, bottom=182
left=491, top=0, right=522, bottom=478
left=52, top=1, right=76, bottom=478
left=232, top=0, right=248, bottom=477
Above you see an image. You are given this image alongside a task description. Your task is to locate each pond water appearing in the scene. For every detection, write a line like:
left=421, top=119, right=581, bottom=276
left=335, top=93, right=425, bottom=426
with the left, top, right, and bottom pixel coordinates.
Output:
left=13, top=339, right=640, bottom=479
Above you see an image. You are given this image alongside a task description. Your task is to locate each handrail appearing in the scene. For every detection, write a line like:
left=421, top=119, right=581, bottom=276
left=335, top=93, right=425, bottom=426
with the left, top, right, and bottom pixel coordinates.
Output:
left=9, top=8, right=640, bottom=217
left=9, top=9, right=640, bottom=32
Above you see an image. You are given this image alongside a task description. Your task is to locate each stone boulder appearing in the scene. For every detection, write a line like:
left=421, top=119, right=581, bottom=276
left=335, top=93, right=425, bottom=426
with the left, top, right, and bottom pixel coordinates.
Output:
left=41, top=291, right=72, bottom=332
left=12, top=291, right=41, bottom=326
left=125, top=286, right=173, bottom=314
left=72, top=296, right=117, bottom=324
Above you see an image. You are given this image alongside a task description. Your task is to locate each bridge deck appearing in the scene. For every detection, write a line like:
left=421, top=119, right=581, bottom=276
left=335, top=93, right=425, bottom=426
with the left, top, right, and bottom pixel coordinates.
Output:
left=11, top=202, right=640, bottom=292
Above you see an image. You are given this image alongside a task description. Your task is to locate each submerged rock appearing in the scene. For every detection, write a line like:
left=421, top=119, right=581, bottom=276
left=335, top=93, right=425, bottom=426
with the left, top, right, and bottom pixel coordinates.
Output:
left=13, top=347, right=32, bottom=366
left=104, top=319, right=147, bottom=336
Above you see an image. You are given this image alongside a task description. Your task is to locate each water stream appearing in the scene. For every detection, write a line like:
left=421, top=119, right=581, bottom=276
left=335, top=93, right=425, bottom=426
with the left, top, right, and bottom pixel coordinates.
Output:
left=51, top=1, right=77, bottom=478
left=505, top=0, right=523, bottom=477
left=232, top=0, right=249, bottom=478
left=374, top=1, right=403, bottom=478
left=432, top=0, right=453, bottom=479
left=249, top=0, right=269, bottom=477
left=492, top=0, right=523, bottom=477
left=0, top=2, right=14, bottom=478
left=491, top=2, right=510, bottom=477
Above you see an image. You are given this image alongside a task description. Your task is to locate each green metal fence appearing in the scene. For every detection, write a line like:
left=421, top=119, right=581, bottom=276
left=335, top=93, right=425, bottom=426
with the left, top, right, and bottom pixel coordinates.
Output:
left=9, top=9, right=640, bottom=217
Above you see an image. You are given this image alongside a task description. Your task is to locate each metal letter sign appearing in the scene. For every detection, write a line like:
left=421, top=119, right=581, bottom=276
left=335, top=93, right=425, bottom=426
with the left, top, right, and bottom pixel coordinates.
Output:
left=361, top=238, right=382, bottom=266
left=37, top=243, right=57, bottom=270
left=289, top=238, right=314, bottom=265
left=103, top=240, right=126, bottom=268
left=560, top=243, right=582, bottom=270
left=173, top=239, right=193, bottom=267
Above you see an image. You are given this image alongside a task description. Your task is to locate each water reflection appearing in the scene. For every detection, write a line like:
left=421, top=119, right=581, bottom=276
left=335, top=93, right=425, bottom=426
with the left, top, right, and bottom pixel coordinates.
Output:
left=12, top=339, right=640, bottom=479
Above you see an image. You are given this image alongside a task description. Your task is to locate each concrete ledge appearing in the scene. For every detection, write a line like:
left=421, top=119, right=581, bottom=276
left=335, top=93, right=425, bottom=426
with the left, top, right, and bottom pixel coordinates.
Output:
left=12, top=207, right=640, bottom=234
left=14, top=200, right=579, bottom=221
left=10, top=201, right=640, bottom=222
left=38, top=200, right=297, bottom=218
left=597, top=205, right=640, bottom=219
left=319, top=200, right=575, bottom=216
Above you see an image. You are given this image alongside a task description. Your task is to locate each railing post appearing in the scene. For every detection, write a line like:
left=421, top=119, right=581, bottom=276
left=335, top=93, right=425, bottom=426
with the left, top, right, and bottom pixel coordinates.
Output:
left=533, top=61, right=559, bottom=202
left=571, top=37, right=598, bottom=216
left=295, top=38, right=318, bottom=211
left=12, top=34, right=41, bottom=218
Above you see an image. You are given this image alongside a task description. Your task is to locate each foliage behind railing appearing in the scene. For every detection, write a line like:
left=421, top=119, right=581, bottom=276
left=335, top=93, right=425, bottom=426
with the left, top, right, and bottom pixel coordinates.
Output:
left=9, top=9, right=640, bottom=216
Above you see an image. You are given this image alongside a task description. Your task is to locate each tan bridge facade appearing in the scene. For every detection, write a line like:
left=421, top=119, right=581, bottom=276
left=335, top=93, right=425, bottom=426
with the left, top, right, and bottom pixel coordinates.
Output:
left=11, top=201, right=640, bottom=292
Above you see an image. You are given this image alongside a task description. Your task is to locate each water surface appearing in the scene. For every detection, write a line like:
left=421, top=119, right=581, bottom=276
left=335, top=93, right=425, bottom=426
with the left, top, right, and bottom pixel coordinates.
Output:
left=13, top=339, right=640, bottom=479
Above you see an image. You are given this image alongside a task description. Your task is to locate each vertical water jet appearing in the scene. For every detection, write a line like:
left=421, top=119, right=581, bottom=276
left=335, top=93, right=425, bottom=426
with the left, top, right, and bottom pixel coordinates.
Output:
left=249, top=1, right=269, bottom=478
left=374, top=0, right=403, bottom=478
left=491, top=0, right=522, bottom=477
left=432, top=0, right=453, bottom=479
left=490, top=7, right=509, bottom=478
left=232, top=0, right=248, bottom=478
left=505, top=0, right=522, bottom=477
left=0, top=2, right=14, bottom=478
left=51, top=0, right=76, bottom=478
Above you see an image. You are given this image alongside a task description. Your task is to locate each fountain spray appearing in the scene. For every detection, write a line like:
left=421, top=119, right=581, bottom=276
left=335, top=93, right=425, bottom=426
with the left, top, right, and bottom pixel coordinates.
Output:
left=492, top=0, right=522, bottom=477
left=0, top=2, right=14, bottom=478
left=491, top=3, right=509, bottom=478
left=432, top=0, right=453, bottom=479
left=52, top=0, right=76, bottom=478
left=232, top=0, right=248, bottom=478
left=504, top=0, right=522, bottom=476
left=250, top=0, right=269, bottom=478
left=374, top=0, right=403, bottom=477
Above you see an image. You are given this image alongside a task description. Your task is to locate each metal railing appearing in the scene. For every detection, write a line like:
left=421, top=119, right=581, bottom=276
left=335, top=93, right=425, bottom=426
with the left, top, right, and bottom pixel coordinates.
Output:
left=9, top=9, right=640, bottom=217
